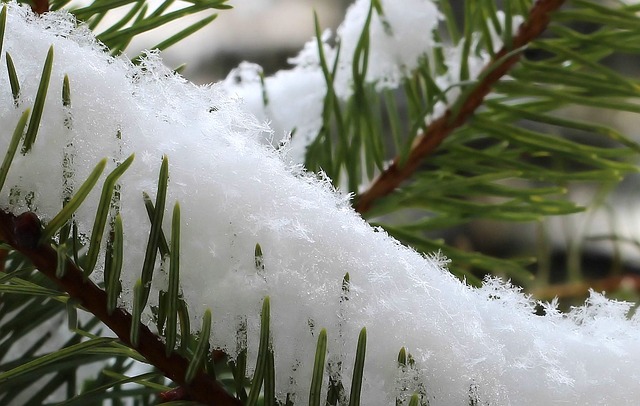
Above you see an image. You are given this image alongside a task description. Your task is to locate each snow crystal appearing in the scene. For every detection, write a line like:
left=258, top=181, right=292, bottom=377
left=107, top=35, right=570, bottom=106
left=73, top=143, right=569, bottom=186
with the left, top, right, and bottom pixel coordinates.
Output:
left=3, top=2, right=640, bottom=405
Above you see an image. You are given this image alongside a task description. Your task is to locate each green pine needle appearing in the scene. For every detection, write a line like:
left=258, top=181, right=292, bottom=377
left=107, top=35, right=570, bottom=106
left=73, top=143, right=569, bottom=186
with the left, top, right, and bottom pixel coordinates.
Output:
left=130, top=279, right=144, bottom=347
left=144, top=14, right=218, bottom=55
left=62, top=74, right=71, bottom=107
left=255, top=242, right=264, bottom=273
left=142, top=191, right=170, bottom=256
left=348, top=327, right=367, bottom=406
left=309, top=328, right=327, bottom=406
left=40, top=158, right=107, bottom=244
left=106, top=213, right=124, bottom=315
left=246, top=296, right=271, bottom=406
left=140, top=155, right=169, bottom=306
left=185, top=308, right=212, bottom=383
left=177, top=298, right=191, bottom=353
left=66, top=297, right=78, bottom=330
left=0, top=337, right=113, bottom=384
left=84, top=153, right=135, bottom=277
left=408, top=393, right=420, bottom=406
left=22, top=46, right=53, bottom=154
left=232, top=347, right=248, bottom=402
left=165, top=202, right=181, bottom=357
left=264, top=349, right=276, bottom=406
left=6, top=52, right=20, bottom=106
left=397, top=347, right=407, bottom=366
left=0, top=6, right=6, bottom=58
left=0, top=108, right=29, bottom=192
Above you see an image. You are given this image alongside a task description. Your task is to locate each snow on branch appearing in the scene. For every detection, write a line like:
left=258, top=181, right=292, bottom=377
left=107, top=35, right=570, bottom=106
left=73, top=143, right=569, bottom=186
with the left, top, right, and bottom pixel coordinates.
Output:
left=1, top=2, right=640, bottom=405
left=220, top=0, right=447, bottom=163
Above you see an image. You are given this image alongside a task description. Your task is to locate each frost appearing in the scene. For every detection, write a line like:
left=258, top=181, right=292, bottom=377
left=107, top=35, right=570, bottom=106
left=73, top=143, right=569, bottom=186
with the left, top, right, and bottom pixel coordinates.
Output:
left=3, top=2, right=640, bottom=405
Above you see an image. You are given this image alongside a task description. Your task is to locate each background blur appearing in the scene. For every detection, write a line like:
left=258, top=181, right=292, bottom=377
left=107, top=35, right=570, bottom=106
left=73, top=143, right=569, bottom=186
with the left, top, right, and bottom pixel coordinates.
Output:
left=117, top=0, right=346, bottom=83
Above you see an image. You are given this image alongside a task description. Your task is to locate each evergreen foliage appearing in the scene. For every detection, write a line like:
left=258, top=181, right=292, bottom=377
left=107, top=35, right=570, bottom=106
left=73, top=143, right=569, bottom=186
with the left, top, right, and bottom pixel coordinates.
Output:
left=1, top=0, right=640, bottom=404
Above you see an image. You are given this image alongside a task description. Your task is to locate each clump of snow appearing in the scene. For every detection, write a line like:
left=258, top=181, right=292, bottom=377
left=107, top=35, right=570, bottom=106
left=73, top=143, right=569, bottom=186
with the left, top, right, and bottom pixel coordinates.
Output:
left=221, top=0, right=511, bottom=164
left=3, top=2, right=640, bottom=405
left=222, top=0, right=443, bottom=162
left=332, top=0, right=441, bottom=94
left=222, top=4, right=527, bottom=165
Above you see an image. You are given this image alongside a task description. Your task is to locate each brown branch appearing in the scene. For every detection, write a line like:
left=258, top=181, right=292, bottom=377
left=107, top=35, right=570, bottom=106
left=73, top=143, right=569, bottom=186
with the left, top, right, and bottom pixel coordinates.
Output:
left=0, top=210, right=240, bottom=406
left=354, top=0, right=566, bottom=214
left=31, top=0, right=49, bottom=15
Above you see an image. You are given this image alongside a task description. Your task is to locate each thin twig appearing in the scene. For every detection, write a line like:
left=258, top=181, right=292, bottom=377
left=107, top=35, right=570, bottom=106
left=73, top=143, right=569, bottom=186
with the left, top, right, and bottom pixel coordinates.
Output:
left=0, top=210, right=240, bottom=406
left=354, top=0, right=566, bottom=214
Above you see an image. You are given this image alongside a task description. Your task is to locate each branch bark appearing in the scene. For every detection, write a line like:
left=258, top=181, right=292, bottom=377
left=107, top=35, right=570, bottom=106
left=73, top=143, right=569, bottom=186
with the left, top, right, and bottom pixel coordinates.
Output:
left=0, top=210, right=240, bottom=406
left=31, top=0, right=49, bottom=15
left=354, top=0, right=566, bottom=214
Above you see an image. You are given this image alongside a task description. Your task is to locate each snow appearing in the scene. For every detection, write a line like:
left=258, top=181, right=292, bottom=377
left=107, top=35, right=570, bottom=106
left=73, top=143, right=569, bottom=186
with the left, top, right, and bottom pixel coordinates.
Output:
left=221, top=4, right=527, bottom=166
left=221, top=0, right=486, bottom=163
left=221, top=0, right=443, bottom=162
left=2, top=2, right=640, bottom=405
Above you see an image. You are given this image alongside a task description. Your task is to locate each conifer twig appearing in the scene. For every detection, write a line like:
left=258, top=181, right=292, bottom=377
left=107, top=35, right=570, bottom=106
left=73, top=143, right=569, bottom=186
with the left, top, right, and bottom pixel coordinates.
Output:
left=354, top=0, right=566, bottom=214
left=0, top=210, right=240, bottom=406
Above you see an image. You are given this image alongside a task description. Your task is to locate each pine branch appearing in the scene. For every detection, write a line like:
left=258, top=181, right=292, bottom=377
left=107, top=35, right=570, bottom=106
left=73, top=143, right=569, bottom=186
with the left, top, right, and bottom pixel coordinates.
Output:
left=0, top=210, right=239, bottom=406
left=354, top=0, right=566, bottom=214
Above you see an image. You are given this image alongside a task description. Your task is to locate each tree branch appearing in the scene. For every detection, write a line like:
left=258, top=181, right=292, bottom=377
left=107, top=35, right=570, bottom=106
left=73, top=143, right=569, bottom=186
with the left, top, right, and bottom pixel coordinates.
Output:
left=30, top=0, right=49, bottom=15
left=0, top=210, right=240, bottom=406
left=354, top=0, right=566, bottom=214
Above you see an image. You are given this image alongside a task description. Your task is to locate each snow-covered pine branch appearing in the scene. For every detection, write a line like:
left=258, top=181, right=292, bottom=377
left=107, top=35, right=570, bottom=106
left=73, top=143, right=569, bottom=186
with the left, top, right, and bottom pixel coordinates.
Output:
left=2, top=1, right=640, bottom=405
